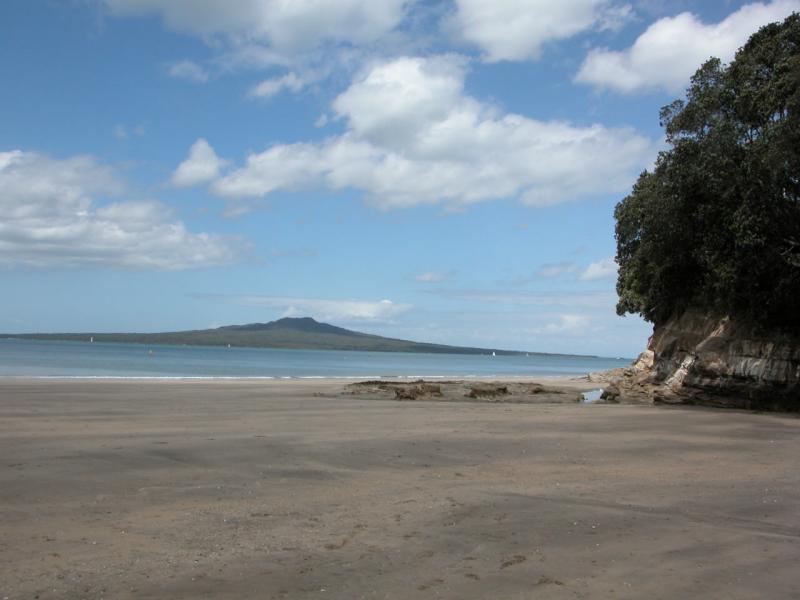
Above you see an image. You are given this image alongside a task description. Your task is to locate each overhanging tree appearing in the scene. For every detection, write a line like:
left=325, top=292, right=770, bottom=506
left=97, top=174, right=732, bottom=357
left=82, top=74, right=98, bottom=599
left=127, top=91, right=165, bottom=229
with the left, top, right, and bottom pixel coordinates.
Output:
left=615, top=13, right=800, bottom=330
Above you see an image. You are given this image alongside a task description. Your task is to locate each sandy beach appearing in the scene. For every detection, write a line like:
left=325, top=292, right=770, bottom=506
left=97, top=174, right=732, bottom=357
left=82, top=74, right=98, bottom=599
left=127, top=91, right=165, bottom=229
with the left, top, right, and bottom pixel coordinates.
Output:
left=1, top=378, right=799, bottom=599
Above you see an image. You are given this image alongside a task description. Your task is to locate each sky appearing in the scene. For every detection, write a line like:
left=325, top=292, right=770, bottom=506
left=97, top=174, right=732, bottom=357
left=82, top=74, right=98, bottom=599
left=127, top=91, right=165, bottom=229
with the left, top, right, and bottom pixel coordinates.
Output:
left=2, top=0, right=798, bottom=357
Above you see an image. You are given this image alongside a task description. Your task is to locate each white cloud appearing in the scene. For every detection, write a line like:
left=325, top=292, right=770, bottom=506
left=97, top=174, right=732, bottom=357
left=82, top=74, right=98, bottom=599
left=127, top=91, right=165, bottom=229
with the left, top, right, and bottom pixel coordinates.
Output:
left=213, top=295, right=411, bottom=323
left=449, top=0, right=634, bottom=62
left=537, top=262, right=578, bottom=278
left=207, top=55, right=655, bottom=209
left=576, top=0, right=800, bottom=93
left=433, top=289, right=619, bottom=309
left=102, top=0, right=409, bottom=62
left=0, top=150, right=241, bottom=270
left=249, top=72, right=305, bottom=99
left=171, top=138, right=228, bottom=187
left=407, top=290, right=651, bottom=355
left=167, top=59, right=210, bottom=83
left=415, top=272, right=448, bottom=283
left=330, top=55, right=468, bottom=148
left=597, top=3, right=635, bottom=32
left=533, top=314, right=592, bottom=335
left=580, top=257, right=618, bottom=281
left=212, top=140, right=328, bottom=198
left=369, top=307, right=650, bottom=357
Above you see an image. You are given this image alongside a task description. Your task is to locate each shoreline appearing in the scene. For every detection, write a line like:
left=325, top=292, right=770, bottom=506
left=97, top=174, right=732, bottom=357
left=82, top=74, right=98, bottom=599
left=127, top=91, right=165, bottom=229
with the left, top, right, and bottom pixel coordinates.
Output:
left=0, top=375, right=601, bottom=400
left=0, top=374, right=594, bottom=382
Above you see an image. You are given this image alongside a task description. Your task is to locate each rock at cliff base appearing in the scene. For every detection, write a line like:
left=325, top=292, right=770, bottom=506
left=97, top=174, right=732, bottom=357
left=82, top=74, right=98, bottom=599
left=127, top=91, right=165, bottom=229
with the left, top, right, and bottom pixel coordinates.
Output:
left=605, top=310, right=800, bottom=411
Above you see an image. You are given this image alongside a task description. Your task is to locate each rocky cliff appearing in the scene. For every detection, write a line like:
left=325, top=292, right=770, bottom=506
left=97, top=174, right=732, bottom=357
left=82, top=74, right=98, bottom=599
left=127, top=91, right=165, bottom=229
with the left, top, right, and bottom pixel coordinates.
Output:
left=601, top=310, right=800, bottom=410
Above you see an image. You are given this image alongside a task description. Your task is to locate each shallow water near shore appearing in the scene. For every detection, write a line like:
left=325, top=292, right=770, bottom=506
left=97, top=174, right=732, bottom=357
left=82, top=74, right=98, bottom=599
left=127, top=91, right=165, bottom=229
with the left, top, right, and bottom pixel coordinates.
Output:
left=0, top=338, right=631, bottom=378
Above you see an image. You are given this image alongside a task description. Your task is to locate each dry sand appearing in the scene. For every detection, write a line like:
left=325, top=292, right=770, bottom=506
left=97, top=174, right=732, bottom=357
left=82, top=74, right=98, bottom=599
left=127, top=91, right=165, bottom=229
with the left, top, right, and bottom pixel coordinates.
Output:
left=1, top=378, right=799, bottom=599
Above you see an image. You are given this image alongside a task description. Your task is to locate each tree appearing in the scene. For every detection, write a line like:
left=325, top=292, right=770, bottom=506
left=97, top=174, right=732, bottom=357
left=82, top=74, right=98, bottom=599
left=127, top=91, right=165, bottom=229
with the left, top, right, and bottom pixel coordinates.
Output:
left=615, top=13, right=800, bottom=330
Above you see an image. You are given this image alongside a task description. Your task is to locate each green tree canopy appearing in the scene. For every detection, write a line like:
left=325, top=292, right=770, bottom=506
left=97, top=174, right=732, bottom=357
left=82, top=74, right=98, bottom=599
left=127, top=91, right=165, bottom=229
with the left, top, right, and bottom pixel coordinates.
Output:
left=615, top=13, right=800, bottom=330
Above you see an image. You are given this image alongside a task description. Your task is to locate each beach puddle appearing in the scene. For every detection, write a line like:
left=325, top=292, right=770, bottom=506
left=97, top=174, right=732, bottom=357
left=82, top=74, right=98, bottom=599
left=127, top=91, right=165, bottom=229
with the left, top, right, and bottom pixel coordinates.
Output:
left=581, top=389, right=603, bottom=403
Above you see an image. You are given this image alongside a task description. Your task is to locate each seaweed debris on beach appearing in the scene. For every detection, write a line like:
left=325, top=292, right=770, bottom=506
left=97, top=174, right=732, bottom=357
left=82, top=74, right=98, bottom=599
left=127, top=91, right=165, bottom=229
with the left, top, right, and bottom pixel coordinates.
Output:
left=343, top=379, right=585, bottom=403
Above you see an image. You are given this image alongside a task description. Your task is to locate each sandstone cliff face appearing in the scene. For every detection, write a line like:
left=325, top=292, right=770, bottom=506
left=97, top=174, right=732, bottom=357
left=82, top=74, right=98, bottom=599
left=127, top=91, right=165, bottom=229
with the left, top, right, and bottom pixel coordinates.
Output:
left=602, top=310, right=800, bottom=410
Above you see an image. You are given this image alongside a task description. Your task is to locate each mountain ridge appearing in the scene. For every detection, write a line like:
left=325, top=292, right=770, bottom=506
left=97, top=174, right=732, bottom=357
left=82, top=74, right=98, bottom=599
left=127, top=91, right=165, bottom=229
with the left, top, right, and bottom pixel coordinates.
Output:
left=219, top=317, right=367, bottom=337
left=4, top=316, right=561, bottom=356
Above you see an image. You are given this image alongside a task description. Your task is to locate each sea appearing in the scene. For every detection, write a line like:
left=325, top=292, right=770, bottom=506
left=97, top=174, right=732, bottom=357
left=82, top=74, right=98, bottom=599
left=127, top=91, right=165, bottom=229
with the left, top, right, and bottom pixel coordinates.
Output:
left=0, top=338, right=631, bottom=379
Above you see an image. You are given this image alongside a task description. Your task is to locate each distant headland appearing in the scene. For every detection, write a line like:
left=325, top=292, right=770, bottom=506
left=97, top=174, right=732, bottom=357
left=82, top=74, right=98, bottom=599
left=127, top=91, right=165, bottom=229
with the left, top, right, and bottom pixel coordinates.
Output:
left=2, top=316, right=591, bottom=358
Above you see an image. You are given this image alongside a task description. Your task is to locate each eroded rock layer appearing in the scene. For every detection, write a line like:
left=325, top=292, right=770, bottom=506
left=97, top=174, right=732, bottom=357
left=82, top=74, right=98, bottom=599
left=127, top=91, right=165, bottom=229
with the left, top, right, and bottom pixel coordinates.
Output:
left=602, top=311, right=800, bottom=410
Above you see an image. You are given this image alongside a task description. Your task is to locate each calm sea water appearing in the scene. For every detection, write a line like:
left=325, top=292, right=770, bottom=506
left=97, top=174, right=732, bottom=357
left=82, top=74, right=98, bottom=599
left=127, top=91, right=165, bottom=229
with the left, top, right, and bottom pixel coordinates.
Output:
left=0, top=338, right=631, bottom=379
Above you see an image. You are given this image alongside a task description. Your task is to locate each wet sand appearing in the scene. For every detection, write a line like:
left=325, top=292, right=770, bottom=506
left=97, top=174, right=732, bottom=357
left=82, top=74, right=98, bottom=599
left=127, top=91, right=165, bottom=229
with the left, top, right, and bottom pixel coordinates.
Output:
left=1, top=378, right=799, bottom=599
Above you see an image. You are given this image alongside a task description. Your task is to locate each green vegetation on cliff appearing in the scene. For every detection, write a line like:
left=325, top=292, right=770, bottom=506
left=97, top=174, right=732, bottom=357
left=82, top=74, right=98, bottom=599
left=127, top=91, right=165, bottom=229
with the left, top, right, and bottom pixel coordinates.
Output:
left=615, top=13, right=800, bottom=329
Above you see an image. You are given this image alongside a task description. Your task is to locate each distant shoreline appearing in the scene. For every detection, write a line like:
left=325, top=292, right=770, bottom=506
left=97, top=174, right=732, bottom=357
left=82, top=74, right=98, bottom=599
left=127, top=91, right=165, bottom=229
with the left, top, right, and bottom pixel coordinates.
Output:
left=0, top=335, right=618, bottom=361
left=0, top=374, right=592, bottom=385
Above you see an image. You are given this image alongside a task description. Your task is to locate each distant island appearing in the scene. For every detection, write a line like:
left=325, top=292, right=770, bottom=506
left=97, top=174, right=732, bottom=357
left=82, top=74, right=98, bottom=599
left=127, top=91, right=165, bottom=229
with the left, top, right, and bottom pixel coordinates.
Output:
left=3, top=316, right=583, bottom=357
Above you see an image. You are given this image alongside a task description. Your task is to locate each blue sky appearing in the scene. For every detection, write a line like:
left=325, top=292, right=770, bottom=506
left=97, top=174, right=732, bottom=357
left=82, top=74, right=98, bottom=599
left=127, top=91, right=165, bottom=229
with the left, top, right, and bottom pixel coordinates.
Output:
left=2, top=0, right=798, bottom=357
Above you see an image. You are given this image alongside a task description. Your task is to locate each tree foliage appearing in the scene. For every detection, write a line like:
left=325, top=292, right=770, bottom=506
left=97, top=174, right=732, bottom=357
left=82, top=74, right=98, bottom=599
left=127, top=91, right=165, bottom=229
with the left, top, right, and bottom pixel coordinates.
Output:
left=615, top=13, right=800, bottom=329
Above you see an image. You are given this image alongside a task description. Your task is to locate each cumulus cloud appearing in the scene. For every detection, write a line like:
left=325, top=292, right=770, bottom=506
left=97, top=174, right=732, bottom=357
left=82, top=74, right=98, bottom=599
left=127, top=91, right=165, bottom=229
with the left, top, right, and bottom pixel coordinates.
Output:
left=0, top=150, right=241, bottom=270
left=208, top=295, right=411, bottom=323
left=596, top=3, right=635, bottom=32
left=249, top=72, right=305, bottom=99
left=580, top=257, right=618, bottom=281
left=101, top=0, right=409, bottom=64
left=537, top=262, right=578, bottom=278
left=533, top=314, right=592, bottom=335
left=204, top=55, right=655, bottom=210
left=576, top=0, right=800, bottom=93
left=167, top=59, right=210, bottom=83
left=449, top=0, right=634, bottom=62
left=171, top=138, right=228, bottom=187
